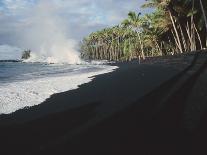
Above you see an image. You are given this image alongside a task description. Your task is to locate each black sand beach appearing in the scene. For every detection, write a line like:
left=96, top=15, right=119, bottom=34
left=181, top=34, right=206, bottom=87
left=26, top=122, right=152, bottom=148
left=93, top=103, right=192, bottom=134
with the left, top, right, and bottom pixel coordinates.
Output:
left=1, top=51, right=207, bottom=155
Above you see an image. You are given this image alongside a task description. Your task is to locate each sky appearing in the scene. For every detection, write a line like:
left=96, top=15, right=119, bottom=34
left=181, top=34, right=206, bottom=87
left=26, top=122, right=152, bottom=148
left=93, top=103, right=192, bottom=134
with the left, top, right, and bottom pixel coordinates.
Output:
left=0, top=0, right=148, bottom=45
left=0, top=0, right=150, bottom=60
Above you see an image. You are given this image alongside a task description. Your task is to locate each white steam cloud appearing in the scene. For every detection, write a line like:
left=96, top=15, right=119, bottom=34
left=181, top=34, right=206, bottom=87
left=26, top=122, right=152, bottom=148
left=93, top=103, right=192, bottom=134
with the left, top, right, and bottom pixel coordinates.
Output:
left=19, top=0, right=81, bottom=64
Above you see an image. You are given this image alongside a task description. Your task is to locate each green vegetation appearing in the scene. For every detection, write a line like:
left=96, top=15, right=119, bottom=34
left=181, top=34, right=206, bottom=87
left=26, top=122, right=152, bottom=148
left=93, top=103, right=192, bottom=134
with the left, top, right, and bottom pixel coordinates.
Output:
left=22, top=50, right=31, bottom=59
left=80, top=0, right=207, bottom=61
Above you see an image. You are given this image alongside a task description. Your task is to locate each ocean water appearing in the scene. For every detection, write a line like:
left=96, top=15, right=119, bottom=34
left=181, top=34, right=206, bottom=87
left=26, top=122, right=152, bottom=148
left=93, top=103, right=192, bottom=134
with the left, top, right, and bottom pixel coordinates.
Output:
left=0, top=62, right=117, bottom=114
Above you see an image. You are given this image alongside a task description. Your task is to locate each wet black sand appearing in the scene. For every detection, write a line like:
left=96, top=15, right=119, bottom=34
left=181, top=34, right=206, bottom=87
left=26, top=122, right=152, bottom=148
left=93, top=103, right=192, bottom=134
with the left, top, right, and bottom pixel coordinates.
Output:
left=1, top=51, right=207, bottom=155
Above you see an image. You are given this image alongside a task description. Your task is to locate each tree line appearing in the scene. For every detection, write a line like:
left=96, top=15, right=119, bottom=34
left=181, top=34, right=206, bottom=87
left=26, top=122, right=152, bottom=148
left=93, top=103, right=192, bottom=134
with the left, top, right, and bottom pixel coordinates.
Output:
left=80, top=0, right=207, bottom=61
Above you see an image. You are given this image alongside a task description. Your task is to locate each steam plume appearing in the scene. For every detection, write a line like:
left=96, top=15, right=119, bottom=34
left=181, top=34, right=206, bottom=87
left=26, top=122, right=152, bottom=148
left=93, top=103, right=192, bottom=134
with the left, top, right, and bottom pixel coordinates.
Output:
left=20, top=0, right=81, bottom=64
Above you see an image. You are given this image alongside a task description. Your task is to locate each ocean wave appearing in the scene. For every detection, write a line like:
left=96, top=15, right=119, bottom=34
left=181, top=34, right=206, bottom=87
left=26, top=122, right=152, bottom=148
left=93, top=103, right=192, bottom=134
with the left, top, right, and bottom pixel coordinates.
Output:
left=0, top=65, right=118, bottom=114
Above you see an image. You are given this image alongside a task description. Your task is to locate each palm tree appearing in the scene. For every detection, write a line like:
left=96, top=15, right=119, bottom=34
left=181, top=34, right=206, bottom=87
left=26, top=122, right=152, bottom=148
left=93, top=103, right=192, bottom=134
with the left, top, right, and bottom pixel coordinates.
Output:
left=199, top=0, right=207, bottom=48
left=142, top=0, right=184, bottom=53
left=122, top=11, right=145, bottom=59
left=80, top=0, right=207, bottom=61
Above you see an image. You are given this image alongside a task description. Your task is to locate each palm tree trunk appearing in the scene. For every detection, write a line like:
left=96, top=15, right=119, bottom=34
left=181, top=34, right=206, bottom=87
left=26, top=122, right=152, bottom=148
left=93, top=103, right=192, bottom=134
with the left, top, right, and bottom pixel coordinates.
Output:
left=155, top=40, right=162, bottom=56
left=179, top=23, right=187, bottom=52
left=169, top=11, right=183, bottom=53
left=186, top=21, right=193, bottom=50
left=191, top=16, right=196, bottom=51
left=191, top=0, right=197, bottom=51
left=171, top=29, right=180, bottom=53
left=199, top=0, right=207, bottom=48
left=200, top=0, right=207, bottom=34
left=129, top=38, right=131, bottom=61
left=193, top=22, right=203, bottom=49
left=137, top=32, right=145, bottom=60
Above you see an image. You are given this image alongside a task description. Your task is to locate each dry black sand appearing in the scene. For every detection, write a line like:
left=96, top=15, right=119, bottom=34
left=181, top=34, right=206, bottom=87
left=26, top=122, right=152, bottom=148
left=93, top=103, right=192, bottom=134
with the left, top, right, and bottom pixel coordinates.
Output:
left=1, top=51, right=207, bottom=155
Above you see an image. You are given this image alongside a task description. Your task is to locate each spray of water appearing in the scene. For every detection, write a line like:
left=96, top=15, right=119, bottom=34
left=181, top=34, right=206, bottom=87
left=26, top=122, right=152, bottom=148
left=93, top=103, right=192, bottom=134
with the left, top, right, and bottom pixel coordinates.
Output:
left=20, top=0, right=81, bottom=64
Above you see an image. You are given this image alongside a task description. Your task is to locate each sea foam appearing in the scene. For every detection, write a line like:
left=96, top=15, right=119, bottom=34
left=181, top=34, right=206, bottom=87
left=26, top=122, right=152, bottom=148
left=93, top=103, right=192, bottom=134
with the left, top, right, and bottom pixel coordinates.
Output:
left=0, top=65, right=118, bottom=114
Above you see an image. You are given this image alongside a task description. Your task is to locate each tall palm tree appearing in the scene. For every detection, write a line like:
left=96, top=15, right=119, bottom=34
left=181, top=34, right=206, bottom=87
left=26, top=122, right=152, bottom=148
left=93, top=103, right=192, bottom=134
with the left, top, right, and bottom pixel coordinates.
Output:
left=80, top=0, right=207, bottom=61
left=199, top=0, right=207, bottom=47
left=122, top=11, right=145, bottom=59
left=142, top=12, right=168, bottom=56
left=142, top=0, right=183, bottom=53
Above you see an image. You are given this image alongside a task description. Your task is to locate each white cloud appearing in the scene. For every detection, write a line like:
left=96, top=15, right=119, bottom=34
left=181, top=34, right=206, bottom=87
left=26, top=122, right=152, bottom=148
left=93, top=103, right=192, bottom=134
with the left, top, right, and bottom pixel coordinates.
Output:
left=1, top=0, right=35, bottom=15
left=0, top=0, right=147, bottom=45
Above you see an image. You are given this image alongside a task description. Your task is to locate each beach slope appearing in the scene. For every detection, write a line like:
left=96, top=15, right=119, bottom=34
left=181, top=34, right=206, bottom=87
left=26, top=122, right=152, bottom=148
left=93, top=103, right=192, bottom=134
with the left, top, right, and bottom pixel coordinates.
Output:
left=0, top=51, right=207, bottom=155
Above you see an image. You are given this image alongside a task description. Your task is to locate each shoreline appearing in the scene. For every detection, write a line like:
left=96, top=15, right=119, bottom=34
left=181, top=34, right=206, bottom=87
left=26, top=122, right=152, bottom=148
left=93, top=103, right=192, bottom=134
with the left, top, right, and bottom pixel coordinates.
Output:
left=1, top=51, right=207, bottom=154
left=0, top=63, right=117, bottom=115
left=0, top=57, right=180, bottom=124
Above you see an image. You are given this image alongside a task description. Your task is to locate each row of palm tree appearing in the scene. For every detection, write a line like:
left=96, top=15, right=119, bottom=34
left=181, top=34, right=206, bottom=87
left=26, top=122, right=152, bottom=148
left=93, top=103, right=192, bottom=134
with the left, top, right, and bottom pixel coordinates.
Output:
left=80, top=26, right=139, bottom=61
left=80, top=0, right=207, bottom=61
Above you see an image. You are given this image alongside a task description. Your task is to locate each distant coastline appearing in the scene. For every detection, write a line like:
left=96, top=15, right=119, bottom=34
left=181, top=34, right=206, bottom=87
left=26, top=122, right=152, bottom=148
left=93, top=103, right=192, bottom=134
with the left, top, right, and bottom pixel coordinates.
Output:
left=0, top=59, right=22, bottom=62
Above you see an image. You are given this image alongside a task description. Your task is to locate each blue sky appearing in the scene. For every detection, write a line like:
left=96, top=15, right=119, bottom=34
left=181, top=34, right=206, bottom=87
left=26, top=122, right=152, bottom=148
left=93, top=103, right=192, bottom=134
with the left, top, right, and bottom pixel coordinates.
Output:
left=0, top=0, right=148, bottom=46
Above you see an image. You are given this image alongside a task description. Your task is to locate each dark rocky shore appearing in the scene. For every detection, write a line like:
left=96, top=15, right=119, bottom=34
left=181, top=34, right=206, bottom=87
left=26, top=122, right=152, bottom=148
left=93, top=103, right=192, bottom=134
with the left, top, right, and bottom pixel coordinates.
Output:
left=0, top=51, right=207, bottom=155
